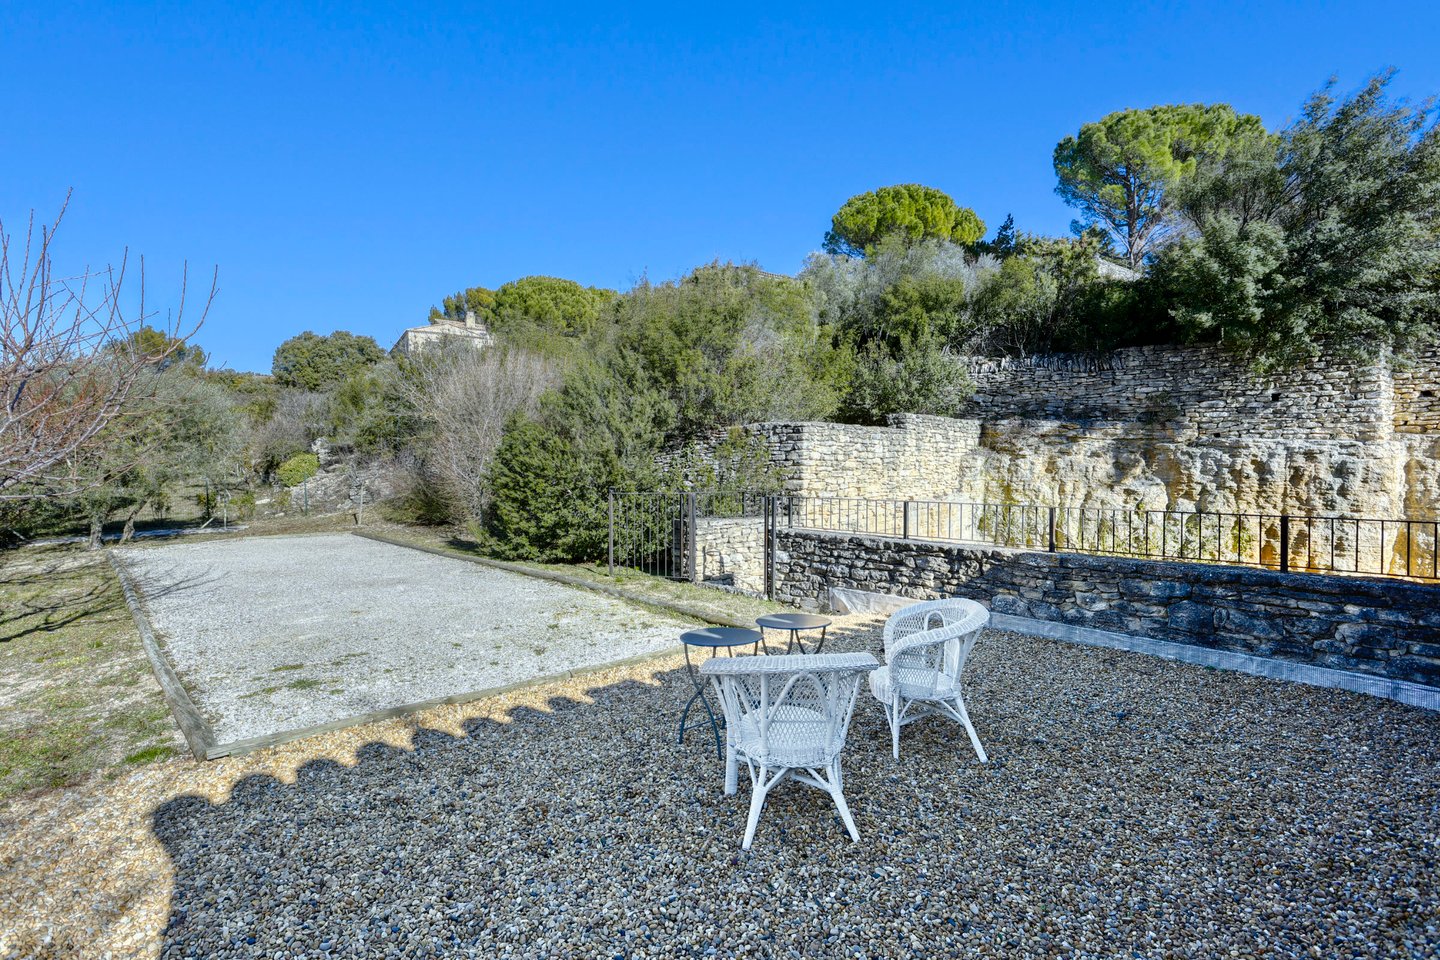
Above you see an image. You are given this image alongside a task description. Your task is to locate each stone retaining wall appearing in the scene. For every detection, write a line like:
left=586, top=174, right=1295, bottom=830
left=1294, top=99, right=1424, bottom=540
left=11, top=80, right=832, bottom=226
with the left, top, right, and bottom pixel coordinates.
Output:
left=964, top=343, right=1440, bottom=441
left=964, top=344, right=1399, bottom=441
left=694, top=517, right=766, bottom=595
left=773, top=529, right=1440, bottom=687
left=1393, top=345, right=1440, bottom=435
left=746, top=415, right=982, bottom=499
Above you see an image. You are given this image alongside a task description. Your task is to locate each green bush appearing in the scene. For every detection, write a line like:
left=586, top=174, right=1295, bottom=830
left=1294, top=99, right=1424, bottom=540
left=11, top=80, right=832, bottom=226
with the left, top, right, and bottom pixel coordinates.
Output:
left=480, top=356, right=671, bottom=562
left=839, top=336, right=974, bottom=425
left=275, top=453, right=320, bottom=487
left=271, top=331, right=385, bottom=391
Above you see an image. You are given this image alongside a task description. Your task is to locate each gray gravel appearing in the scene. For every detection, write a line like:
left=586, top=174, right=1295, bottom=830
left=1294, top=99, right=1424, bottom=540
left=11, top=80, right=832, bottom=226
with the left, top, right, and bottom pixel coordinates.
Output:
left=115, top=534, right=691, bottom=744
left=149, top=624, right=1440, bottom=959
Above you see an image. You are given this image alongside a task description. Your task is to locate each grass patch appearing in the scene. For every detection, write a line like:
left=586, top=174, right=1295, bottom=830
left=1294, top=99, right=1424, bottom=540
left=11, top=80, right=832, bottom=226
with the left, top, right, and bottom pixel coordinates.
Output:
left=122, top=745, right=176, bottom=766
left=0, top=549, right=182, bottom=801
left=271, top=663, right=305, bottom=672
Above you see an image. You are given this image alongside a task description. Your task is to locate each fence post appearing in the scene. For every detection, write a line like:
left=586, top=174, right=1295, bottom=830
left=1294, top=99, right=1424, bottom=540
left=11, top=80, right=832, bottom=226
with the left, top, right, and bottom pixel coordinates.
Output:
left=1279, top=514, right=1290, bottom=572
left=766, top=495, right=777, bottom=601
left=686, top=492, right=698, bottom=582
left=1048, top=506, right=1057, bottom=552
left=607, top=487, right=615, bottom=577
left=902, top=500, right=912, bottom=540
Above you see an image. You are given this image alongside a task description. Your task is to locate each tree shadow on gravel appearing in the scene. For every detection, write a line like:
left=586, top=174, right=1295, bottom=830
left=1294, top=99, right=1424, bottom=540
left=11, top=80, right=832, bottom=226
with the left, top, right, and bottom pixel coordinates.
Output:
left=149, top=624, right=1440, bottom=959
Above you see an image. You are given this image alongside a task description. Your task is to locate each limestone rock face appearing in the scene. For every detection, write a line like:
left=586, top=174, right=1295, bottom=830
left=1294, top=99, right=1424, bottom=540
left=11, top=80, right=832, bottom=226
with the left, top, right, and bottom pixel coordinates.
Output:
left=970, top=420, right=1418, bottom=518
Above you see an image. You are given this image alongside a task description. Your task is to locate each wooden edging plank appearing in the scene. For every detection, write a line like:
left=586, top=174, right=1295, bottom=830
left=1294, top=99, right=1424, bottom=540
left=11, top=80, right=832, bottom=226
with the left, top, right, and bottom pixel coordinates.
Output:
left=104, top=550, right=220, bottom=761
left=351, top=530, right=755, bottom=629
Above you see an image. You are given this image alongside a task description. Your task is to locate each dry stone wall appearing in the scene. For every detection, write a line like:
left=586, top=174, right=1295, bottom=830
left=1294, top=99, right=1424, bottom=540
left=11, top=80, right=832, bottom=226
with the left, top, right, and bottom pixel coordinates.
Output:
left=746, top=415, right=982, bottom=499
left=1394, top=345, right=1440, bottom=435
left=710, top=345, right=1440, bottom=525
left=774, top=530, right=1440, bottom=687
left=693, top=517, right=766, bottom=594
left=963, top=344, right=1401, bottom=442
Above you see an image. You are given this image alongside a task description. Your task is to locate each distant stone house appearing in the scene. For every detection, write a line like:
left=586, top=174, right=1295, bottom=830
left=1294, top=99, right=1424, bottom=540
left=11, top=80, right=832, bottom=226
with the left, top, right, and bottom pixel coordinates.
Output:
left=1095, top=258, right=1141, bottom=282
left=390, top=310, right=494, bottom=357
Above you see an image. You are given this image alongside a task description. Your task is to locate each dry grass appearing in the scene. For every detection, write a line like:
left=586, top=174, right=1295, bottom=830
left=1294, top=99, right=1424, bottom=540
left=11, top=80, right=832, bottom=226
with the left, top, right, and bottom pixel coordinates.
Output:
left=0, top=549, right=183, bottom=802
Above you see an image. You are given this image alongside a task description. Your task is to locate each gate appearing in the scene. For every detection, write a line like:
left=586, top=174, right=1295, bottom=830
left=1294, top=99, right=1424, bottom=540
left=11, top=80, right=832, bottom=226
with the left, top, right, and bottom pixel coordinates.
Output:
left=607, top=489, right=780, bottom=597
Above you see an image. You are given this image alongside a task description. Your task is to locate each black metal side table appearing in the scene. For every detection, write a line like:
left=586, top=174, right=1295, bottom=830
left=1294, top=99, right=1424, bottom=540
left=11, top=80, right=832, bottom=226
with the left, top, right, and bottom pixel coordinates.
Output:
left=755, top=613, right=832, bottom=655
left=678, top=627, right=762, bottom=758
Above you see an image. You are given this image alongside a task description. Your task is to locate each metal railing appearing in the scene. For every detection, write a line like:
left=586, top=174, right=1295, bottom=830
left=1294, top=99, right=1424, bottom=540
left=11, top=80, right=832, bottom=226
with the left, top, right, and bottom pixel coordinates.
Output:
left=608, top=489, right=1440, bottom=585
left=781, top=496, right=1439, bottom=582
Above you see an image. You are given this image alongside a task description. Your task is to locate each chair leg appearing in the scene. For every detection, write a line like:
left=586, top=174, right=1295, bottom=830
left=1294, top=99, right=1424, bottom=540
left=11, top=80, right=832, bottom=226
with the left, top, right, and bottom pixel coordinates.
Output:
left=724, top=741, right=738, bottom=796
left=953, top=695, right=987, bottom=763
left=742, top=768, right=774, bottom=850
left=826, top=760, right=860, bottom=842
left=890, top=699, right=902, bottom=761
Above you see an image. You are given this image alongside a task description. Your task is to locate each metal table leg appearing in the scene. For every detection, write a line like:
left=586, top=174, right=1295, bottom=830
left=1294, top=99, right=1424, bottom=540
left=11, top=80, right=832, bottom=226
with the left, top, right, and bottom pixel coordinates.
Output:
left=678, top=643, right=723, bottom=759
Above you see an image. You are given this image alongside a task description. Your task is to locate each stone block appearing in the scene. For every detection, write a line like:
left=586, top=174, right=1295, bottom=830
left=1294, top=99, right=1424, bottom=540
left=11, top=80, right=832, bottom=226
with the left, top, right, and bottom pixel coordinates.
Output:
left=1119, top=578, right=1191, bottom=599
left=1214, top=608, right=1283, bottom=640
left=1168, top=601, right=1215, bottom=633
left=1335, top=622, right=1399, bottom=647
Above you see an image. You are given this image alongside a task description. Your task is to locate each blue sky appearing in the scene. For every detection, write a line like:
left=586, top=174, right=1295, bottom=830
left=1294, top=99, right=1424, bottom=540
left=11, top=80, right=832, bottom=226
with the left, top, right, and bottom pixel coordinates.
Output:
left=4, top=1, right=1438, bottom=373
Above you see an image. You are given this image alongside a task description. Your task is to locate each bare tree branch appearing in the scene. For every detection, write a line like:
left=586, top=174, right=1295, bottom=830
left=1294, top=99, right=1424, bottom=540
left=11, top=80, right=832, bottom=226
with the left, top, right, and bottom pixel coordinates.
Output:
left=0, top=193, right=215, bottom=500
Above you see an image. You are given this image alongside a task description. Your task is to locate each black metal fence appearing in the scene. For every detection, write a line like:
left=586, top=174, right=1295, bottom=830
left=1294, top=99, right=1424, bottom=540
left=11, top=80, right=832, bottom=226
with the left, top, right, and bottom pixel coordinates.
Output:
left=606, top=490, right=770, bottom=580
left=782, top=496, right=1439, bottom=581
left=608, top=489, right=1440, bottom=586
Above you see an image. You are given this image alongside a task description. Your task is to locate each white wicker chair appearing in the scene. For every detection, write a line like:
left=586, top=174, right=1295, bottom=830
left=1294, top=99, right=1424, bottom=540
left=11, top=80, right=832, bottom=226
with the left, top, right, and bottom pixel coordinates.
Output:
left=700, top=652, right=878, bottom=850
left=869, top=598, right=990, bottom=762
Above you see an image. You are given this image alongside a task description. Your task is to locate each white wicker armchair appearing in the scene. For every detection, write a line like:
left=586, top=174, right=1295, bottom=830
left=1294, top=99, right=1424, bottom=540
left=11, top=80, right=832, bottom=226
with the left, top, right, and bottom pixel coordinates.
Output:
left=869, top=598, right=990, bottom=762
left=700, top=652, right=879, bottom=850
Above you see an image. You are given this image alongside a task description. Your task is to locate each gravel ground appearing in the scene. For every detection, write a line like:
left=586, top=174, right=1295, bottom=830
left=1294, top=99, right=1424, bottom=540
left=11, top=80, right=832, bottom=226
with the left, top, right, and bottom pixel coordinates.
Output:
left=113, top=535, right=692, bottom=745
left=2, top=618, right=1436, bottom=959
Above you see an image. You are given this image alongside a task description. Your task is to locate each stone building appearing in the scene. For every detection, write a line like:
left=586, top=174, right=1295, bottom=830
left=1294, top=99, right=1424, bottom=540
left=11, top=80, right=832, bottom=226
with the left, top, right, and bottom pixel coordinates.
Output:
left=390, top=310, right=494, bottom=358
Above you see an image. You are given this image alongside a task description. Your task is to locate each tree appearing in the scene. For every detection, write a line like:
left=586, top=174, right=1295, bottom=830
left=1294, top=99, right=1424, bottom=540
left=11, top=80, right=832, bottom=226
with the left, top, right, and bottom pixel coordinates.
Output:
left=271, top=330, right=385, bottom=390
left=968, top=257, right=1057, bottom=358
left=976, top=214, right=1020, bottom=259
left=838, top=335, right=973, bottom=424
left=116, top=325, right=208, bottom=371
left=1, top=197, right=211, bottom=501
left=802, top=238, right=992, bottom=352
left=482, top=353, right=672, bottom=561
left=69, top=365, right=244, bottom=545
left=490, top=276, right=616, bottom=337
left=1156, top=73, right=1440, bottom=368
left=823, top=184, right=986, bottom=257
left=1054, top=104, right=1269, bottom=269
left=429, top=286, right=496, bottom=325
left=615, top=262, right=851, bottom=436
left=397, top=343, right=560, bottom=522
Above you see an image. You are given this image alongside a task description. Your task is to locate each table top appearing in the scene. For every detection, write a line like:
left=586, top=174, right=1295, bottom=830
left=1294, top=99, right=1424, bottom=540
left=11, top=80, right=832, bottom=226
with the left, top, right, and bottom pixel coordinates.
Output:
left=755, top=613, right=832, bottom=631
left=680, top=627, right=763, bottom=649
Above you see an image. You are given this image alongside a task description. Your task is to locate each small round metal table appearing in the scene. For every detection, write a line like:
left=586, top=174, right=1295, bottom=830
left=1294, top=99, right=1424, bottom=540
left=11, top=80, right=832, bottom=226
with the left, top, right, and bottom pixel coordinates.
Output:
left=678, top=627, right=761, bottom=758
left=756, top=613, right=832, bottom=655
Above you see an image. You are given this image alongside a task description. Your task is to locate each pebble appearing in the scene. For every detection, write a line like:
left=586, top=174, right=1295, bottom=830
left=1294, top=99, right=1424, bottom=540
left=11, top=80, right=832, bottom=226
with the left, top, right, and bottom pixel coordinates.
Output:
left=1, top=625, right=1437, bottom=958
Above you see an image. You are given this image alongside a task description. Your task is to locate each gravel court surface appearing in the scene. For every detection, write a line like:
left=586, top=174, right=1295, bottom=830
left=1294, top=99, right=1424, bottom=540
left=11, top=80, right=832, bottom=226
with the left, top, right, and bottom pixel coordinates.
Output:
left=113, top=534, right=693, bottom=746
